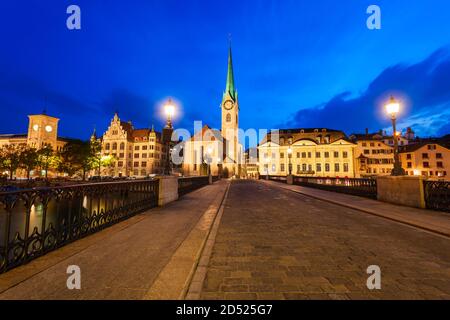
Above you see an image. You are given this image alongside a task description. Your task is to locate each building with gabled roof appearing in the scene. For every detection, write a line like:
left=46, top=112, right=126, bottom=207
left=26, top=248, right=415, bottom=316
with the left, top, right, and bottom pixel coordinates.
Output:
left=100, top=112, right=166, bottom=177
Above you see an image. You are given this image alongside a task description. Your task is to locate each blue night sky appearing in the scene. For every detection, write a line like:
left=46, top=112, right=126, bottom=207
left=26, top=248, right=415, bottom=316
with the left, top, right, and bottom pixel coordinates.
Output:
left=1, top=0, right=450, bottom=145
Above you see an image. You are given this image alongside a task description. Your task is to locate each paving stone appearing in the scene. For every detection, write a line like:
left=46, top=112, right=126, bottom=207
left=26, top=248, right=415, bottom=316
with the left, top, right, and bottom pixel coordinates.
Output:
left=200, top=180, right=450, bottom=300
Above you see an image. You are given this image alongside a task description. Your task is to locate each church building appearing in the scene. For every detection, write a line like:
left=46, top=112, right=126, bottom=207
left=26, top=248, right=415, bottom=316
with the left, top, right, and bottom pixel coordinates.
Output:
left=181, top=46, right=243, bottom=177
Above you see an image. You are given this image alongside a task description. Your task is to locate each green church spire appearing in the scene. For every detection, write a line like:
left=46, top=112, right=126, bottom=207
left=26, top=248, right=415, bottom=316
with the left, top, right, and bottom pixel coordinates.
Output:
left=225, top=45, right=236, bottom=101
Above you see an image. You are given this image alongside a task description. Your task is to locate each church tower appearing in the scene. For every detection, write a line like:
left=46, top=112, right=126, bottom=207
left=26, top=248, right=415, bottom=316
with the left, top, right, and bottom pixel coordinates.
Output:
left=221, top=45, right=239, bottom=174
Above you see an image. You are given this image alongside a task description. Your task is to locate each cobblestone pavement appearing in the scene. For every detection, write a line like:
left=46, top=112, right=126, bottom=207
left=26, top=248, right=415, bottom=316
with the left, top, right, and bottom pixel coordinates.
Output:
left=200, top=180, right=450, bottom=300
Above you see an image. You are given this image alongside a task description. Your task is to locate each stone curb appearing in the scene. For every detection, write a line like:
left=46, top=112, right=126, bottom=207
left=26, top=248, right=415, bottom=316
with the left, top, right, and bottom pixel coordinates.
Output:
left=184, top=181, right=231, bottom=300
left=261, top=180, right=450, bottom=239
left=143, top=181, right=231, bottom=300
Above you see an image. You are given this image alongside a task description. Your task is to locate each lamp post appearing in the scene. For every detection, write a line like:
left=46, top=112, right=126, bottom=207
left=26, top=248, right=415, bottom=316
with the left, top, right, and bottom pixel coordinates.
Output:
left=287, top=146, right=293, bottom=176
left=385, top=96, right=405, bottom=176
left=162, top=98, right=175, bottom=175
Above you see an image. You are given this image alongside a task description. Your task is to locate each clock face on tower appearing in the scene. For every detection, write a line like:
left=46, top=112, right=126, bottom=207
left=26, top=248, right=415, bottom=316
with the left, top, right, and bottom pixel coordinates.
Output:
left=224, top=100, right=233, bottom=110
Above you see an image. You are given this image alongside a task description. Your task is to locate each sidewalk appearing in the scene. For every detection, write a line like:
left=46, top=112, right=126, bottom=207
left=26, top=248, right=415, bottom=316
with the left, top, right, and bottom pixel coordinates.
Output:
left=261, top=180, right=450, bottom=238
left=0, top=180, right=229, bottom=300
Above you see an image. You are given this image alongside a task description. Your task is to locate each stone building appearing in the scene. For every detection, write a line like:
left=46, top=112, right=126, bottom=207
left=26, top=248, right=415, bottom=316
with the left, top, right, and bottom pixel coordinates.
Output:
left=400, top=139, right=450, bottom=180
left=349, top=131, right=395, bottom=177
left=258, top=128, right=357, bottom=178
left=181, top=46, right=243, bottom=177
left=0, top=112, right=75, bottom=178
left=100, top=112, right=166, bottom=177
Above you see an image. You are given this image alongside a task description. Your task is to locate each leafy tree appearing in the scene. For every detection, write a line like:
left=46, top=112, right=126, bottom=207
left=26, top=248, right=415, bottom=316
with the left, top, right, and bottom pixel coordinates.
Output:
left=38, top=144, right=56, bottom=180
left=19, top=146, right=39, bottom=180
left=0, top=143, right=24, bottom=180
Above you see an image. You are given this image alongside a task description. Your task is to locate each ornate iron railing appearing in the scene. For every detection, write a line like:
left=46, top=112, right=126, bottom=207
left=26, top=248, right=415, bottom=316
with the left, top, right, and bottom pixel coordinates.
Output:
left=0, top=179, right=158, bottom=273
left=293, top=176, right=377, bottom=199
left=178, top=176, right=210, bottom=196
left=424, top=181, right=450, bottom=213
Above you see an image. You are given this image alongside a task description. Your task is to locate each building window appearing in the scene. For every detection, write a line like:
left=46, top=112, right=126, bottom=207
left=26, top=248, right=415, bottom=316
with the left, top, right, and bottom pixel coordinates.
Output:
left=141, top=170, right=146, bottom=176
left=112, top=143, right=117, bottom=150
left=302, top=163, right=307, bottom=172
left=308, top=152, right=312, bottom=158
left=316, top=163, right=321, bottom=172
left=407, top=154, right=412, bottom=160
left=134, top=153, right=139, bottom=158
left=135, top=146, right=140, bottom=150
left=105, top=143, right=110, bottom=150
left=142, top=145, right=148, bottom=150
left=324, top=152, right=329, bottom=158
left=280, top=164, right=285, bottom=172
left=422, top=153, right=429, bottom=159
left=133, top=169, right=138, bottom=176
left=334, top=151, right=339, bottom=158
left=325, top=163, right=330, bottom=172
left=271, top=164, right=276, bottom=172
left=120, top=143, right=125, bottom=150
left=280, top=152, right=285, bottom=159
left=437, top=161, right=443, bottom=168
left=343, top=152, right=348, bottom=158
left=296, top=152, right=301, bottom=158
left=133, top=162, right=139, bottom=167
left=343, top=163, right=349, bottom=172
left=119, top=153, right=124, bottom=158
left=316, top=152, right=321, bottom=158
left=118, top=161, right=123, bottom=167
left=407, top=162, right=412, bottom=168
left=142, top=153, right=147, bottom=158
left=141, top=162, right=147, bottom=167
left=335, top=163, right=340, bottom=172
left=226, top=113, right=231, bottom=122
left=437, top=153, right=443, bottom=159
left=364, top=150, right=370, bottom=155
left=302, top=152, right=306, bottom=158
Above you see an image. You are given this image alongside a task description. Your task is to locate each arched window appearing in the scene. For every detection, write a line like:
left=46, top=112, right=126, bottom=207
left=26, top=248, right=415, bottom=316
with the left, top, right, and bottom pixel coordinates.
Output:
left=120, top=142, right=125, bottom=150
left=226, top=113, right=231, bottom=122
left=112, top=142, right=117, bottom=150
left=105, top=143, right=110, bottom=150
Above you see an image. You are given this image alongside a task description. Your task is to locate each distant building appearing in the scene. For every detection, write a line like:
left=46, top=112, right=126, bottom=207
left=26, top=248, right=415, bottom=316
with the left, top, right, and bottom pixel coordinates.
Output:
left=100, top=112, right=166, bottom=177
left=349, top=130, right=395, bottom=177
left=0, top=112, right=75, bottom=178
left=258, top=128, right=356, bottom=178
left=243, top=148, right=259, bottom=179
left=400, top=140, right=449, bottom=180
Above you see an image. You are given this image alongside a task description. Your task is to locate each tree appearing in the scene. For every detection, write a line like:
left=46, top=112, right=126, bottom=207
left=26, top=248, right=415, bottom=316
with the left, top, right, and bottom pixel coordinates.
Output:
left=38, top=144, right=56, bottom=180
left=0, top=144, right=24, bottom=180
left=19, top=146, right=39, bottom=180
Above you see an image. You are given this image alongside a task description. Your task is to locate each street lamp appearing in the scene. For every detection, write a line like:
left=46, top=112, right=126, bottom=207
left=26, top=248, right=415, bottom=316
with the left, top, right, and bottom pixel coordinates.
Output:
left=287, top=146, right=293, bottom=176
left=385, top=96, right=405, bottom=176
left=162, top=98, right=176, bottom=175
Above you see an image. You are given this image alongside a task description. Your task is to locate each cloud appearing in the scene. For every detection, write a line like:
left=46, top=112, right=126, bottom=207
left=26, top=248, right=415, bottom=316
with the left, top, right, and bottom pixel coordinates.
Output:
left=283, top=47, right=450, bottom=137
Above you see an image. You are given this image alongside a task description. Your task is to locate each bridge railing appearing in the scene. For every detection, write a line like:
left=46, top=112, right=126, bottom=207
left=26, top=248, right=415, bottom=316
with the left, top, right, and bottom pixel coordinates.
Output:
left=178, top=176, right=210, bottom=196
left=262, top=175, right=377, bottom=199
left=0, top=179, right=158, bottom=274
left=424, top=180, right=450, bottom=213
left=292, top=176, right=377, bottom=199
